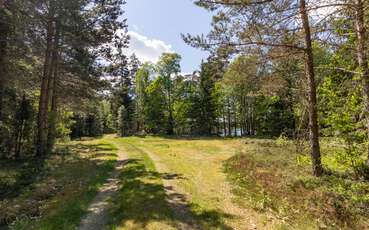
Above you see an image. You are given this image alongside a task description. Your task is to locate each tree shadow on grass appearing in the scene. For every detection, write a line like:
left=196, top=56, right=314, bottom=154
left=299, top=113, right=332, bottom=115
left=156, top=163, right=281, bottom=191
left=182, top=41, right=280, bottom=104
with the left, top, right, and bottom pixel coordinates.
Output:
left=108, top=159, right=235, bottom=229
left=0, top=158, right=45, bottom=199
left=130, top=135, right=226, bottom=141
left=65, top=143, right=118, bottom=161
left=0, top=141, right=121, bottom=228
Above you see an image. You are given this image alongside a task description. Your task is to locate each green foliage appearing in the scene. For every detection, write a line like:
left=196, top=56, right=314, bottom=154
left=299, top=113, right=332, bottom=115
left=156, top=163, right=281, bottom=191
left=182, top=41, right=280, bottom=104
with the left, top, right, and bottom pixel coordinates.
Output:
left=318, top=48, right=367, bottom=176
left=70, top=114, right=85, bottom=140
left=100, top=100, right=115, bottom=134
left=70, top=103, right=107, bottom=139
left=144, top=78, right=168, bottom=134
left=55, top=109, right=74, bottom=142
left=107, top=53, right=296, bottom=138
left=135, top=63, right=152, bottom=134
left=156, top=53, right=182, bottom=135
left=173, top=98, right=194, bottom=134
left=85, top=112, right=103, bottom=137
left=117, top=105, right=130, bottom=137
left=254, top=96, right=295, bottom=137
left=195, top=61, right=217, bottom=135
left=0, top=93, right=35, bottom=159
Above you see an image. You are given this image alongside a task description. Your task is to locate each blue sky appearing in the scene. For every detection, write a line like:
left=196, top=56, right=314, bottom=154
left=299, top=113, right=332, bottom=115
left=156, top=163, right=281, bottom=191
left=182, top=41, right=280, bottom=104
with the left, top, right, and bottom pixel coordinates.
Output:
left=124, top=0, right=212, bottom=73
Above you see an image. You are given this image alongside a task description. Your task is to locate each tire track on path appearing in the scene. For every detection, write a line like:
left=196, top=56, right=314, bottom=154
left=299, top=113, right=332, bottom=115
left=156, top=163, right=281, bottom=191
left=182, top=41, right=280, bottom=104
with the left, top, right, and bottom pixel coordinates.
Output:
left=78, top=144, right=128, bottom=230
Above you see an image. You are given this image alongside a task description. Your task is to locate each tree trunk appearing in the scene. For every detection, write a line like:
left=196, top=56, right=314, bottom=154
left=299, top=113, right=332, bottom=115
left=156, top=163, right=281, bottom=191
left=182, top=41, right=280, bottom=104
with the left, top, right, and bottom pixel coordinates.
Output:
left=36, top=17, right=54, bottom=157
left=227, top=100, right=231, bottom=137
left=222, top=108, right=226, bottom=136
left=47, top=20, right=60, bottom=154
left=246, top=97, right=251, bottom=135
left=14, top=121, right=25, bottom=159
left=234, top=103, right=237, bottom=137
left=354, top=0, right=369, bottom=166
left=299, top=0, right=323, bottom=176
left=0, top=60, right=4, bottom=121
left=0, top=10, right=8, bottom=120
left=251, top=100, right=254, bottom=135
left=244, top=100, right=247, bottom=136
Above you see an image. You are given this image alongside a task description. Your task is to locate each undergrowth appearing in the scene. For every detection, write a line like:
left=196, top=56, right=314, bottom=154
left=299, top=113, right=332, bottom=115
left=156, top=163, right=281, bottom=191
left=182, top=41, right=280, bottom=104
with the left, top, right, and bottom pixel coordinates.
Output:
left=224, top=140, right=369, bottom=229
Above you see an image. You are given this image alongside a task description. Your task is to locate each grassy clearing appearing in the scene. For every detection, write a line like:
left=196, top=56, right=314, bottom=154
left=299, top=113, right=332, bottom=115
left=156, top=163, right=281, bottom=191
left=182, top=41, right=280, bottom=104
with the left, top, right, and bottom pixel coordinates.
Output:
left=3, top=135, right=367, bottom=230
left=108, top=136, right=260, bottom=230
left=0, top=138, right=118, bottom=230
left=224, top=138, right=369, bottom=229
left=108, top=136, right=369, bottom=230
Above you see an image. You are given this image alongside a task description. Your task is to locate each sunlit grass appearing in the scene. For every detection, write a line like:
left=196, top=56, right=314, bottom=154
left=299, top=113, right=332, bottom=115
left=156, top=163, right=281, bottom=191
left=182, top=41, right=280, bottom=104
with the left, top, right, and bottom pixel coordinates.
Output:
left=109, top=135, right=369, bottom=230
left=4, top=135, right=367, bottom=229
left=108, top=136, right=256, bottom=229
left=0, top=139, right=118, bottom=230
left=106, top=137, right=177, bottom=230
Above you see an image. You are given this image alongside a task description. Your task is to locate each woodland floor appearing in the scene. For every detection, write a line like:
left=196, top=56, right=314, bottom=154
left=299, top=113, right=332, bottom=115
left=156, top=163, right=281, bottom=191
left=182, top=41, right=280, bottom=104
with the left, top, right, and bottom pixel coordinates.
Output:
left=1, top=135, right=369, bottom=230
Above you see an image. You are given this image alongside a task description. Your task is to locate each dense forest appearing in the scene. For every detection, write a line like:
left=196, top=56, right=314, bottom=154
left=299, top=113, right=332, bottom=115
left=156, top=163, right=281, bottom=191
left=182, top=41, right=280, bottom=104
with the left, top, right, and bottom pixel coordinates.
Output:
left=1, top=0, right=369, bottom=229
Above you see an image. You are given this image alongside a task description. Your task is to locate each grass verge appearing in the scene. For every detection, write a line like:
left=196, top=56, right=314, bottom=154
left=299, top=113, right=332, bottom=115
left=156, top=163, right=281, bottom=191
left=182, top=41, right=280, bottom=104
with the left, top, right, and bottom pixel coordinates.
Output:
left=224, top=138, right=369, bottom=229
left=0, top=138, right=118, bottom=230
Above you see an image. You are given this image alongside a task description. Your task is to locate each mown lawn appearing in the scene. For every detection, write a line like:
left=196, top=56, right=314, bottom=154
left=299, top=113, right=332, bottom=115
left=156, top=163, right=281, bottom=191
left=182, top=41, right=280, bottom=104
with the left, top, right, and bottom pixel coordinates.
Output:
left=0, top=138, right=118, bottom=230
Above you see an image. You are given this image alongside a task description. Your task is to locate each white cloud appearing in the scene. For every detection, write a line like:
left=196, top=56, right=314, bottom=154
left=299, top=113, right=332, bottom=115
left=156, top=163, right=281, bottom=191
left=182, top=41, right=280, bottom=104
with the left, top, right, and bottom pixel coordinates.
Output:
left=126, top=31, right=173, bottom=63
left=131, top=24, right=142, bottom=33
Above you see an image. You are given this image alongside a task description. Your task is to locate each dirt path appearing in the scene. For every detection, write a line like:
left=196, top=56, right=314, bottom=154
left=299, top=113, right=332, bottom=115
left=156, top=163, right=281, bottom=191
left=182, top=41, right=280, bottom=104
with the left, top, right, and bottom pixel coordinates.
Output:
left=78, top=147, right=128, bottom=230
left=78, top=137, right=258, bottom=230
left=138, top=146, right=200, bottom=230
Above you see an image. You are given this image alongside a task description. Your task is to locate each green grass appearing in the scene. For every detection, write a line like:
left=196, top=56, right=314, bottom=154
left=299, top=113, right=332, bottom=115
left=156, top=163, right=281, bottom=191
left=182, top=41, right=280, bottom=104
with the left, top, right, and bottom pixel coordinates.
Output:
left=106, top=137, right=177, bottom=230
left=107, top=136, right=249, bottom=230
left=0, top=139, right=118, bottom=230
left=224, top=138, right=369, bottom=229
left=4, top=135, right=367, bottom=230
left=108, top=136, right=369, bottom=230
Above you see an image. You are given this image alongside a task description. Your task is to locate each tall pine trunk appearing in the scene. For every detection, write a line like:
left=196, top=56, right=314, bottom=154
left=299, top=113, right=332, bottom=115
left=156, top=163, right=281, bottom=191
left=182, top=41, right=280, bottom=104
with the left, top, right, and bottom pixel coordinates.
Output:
left=47, top=20, right=60, bottom=154
left=0, top=9, right=8, bottom=120
left=36, top=17, right=54, bottom=157
left=299, top=0, right=323, bottom=176
left=354, top=0, right=369, bottom=166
